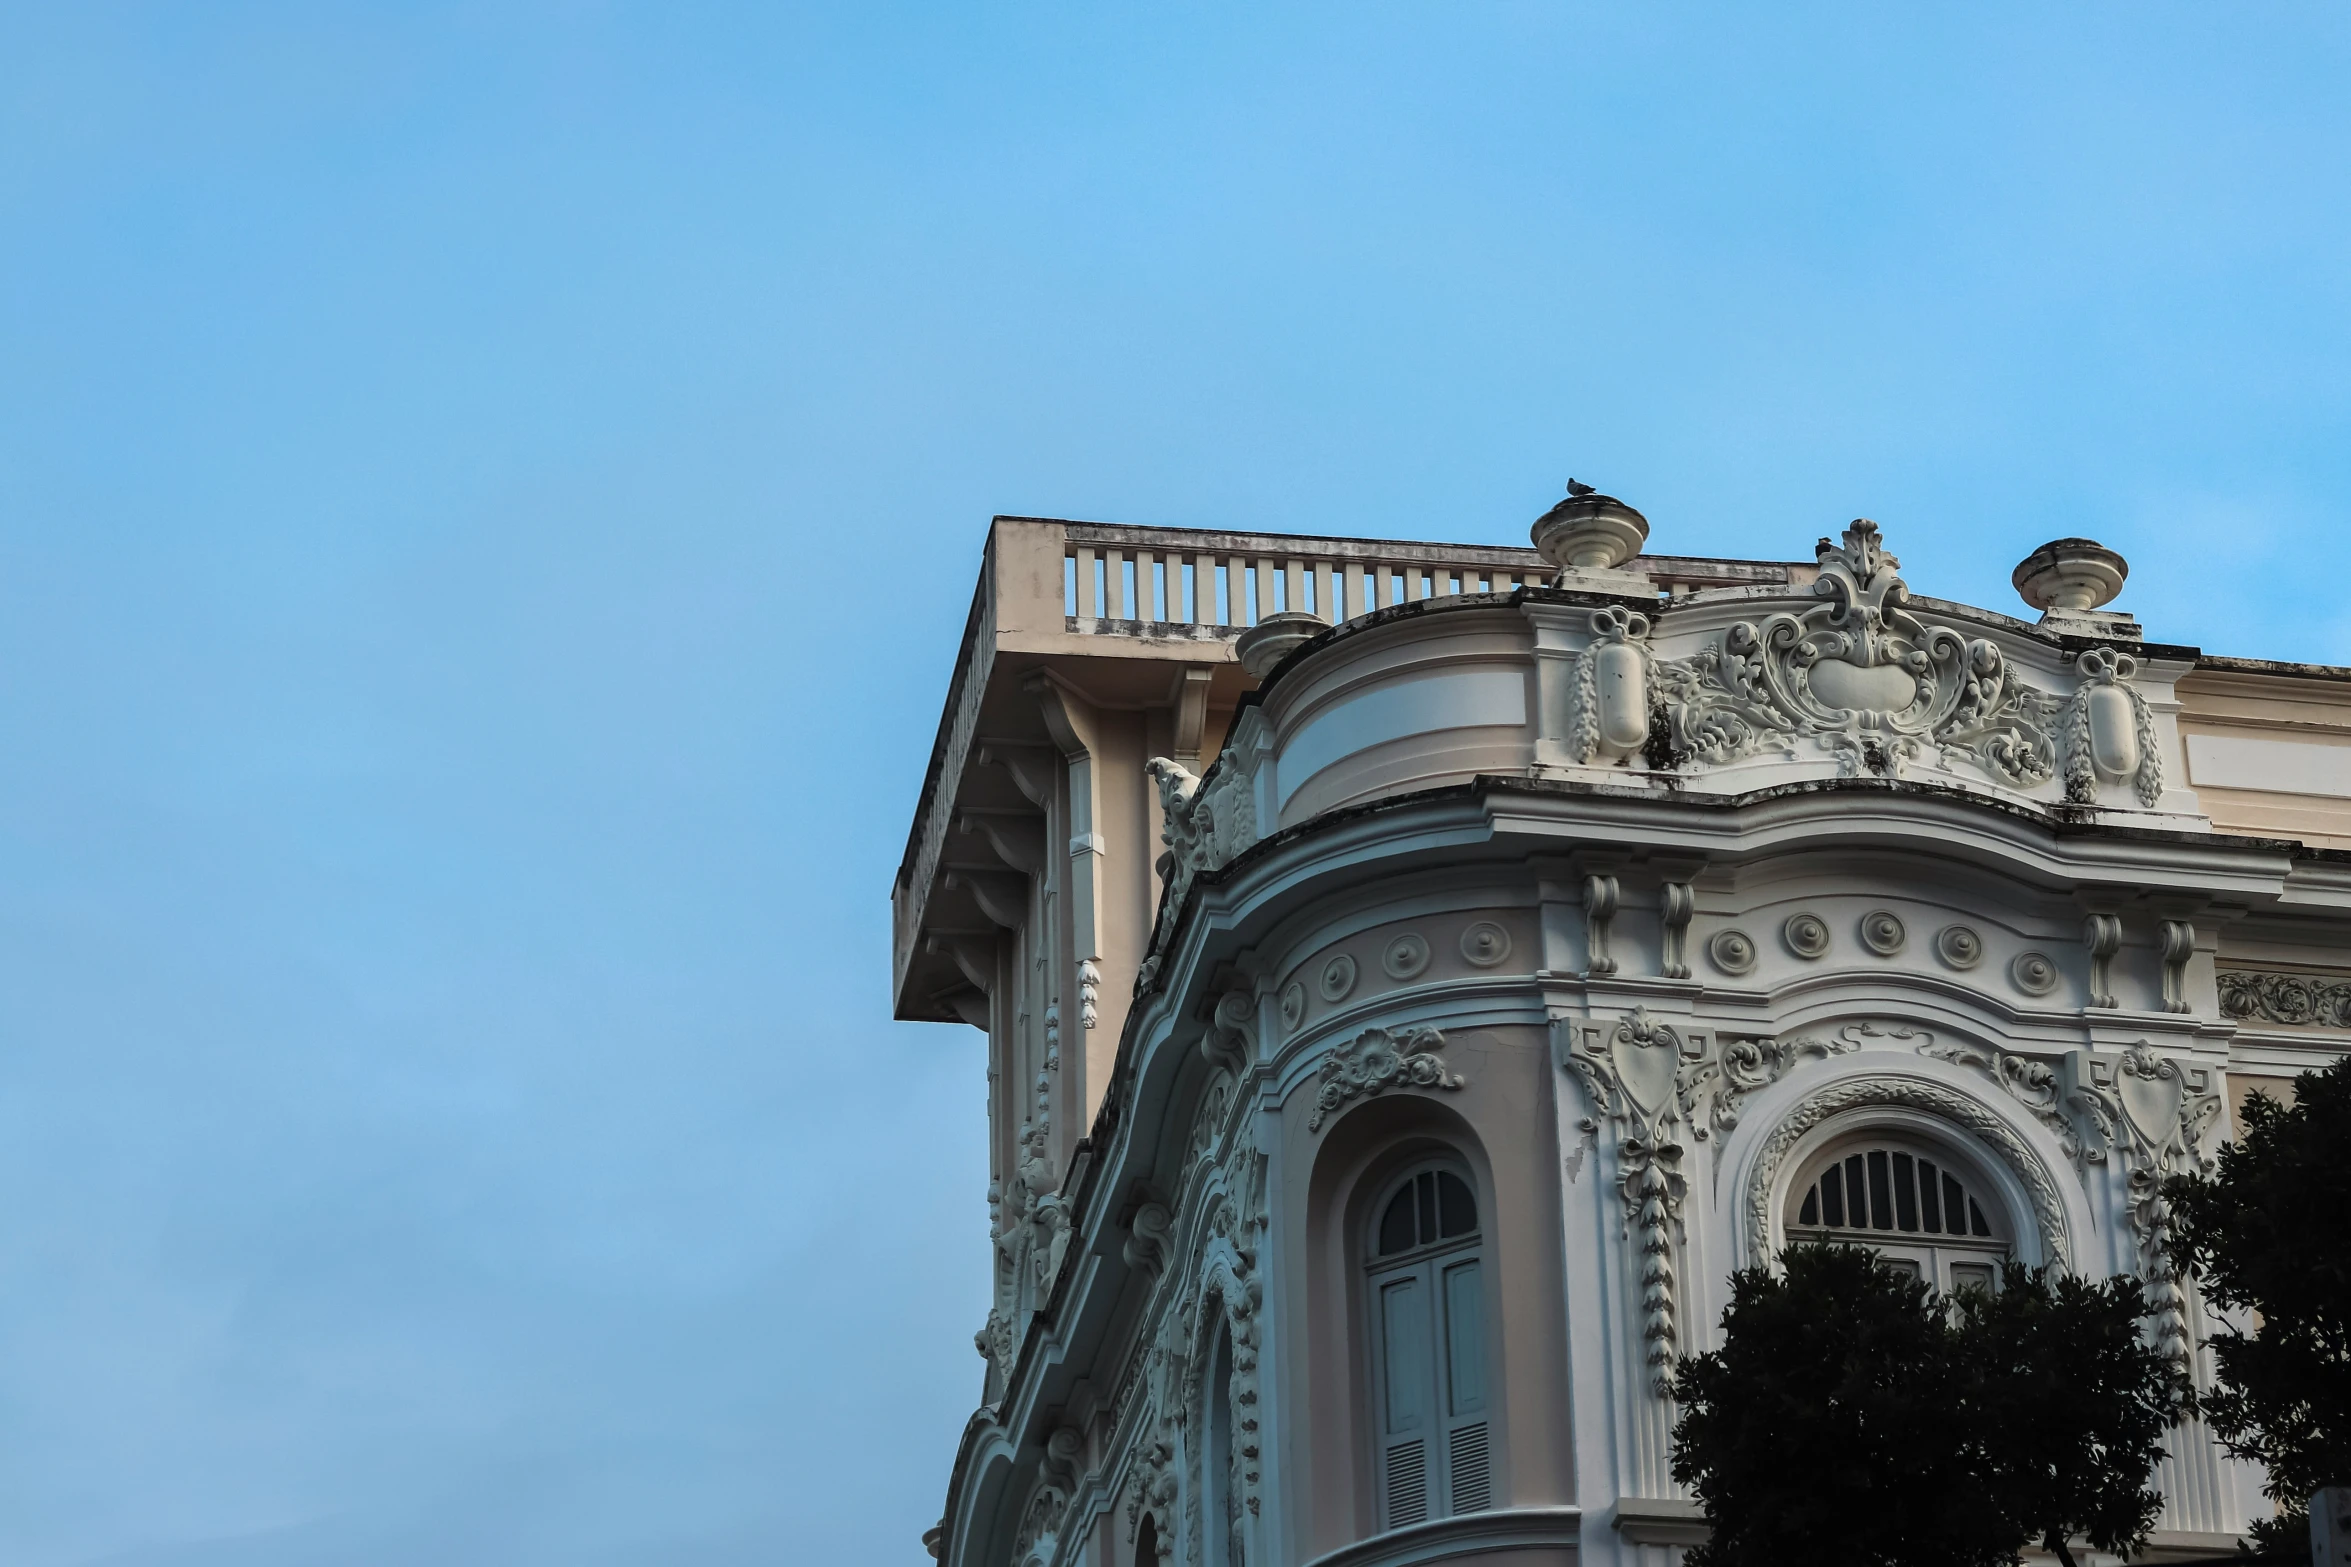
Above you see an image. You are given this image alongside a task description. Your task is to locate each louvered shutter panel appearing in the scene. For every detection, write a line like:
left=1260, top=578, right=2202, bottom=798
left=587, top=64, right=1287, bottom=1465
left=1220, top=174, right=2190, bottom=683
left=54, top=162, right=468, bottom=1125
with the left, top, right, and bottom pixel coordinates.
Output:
left=1385, top=1438, right=1429, bottom=1527
left=1447, top=1422, right=1492, bottom=1513
left=1378, top=1275, right=1433, bottom=1528
left=1439, top=1259, right=1491, bottom=1514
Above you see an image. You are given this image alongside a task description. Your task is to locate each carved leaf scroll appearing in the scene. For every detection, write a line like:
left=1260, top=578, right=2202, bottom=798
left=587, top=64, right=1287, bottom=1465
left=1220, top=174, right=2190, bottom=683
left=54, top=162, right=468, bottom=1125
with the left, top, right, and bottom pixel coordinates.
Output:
left=1305, top=1026, right=1463, bottom=1132
left=1650, top=520, right=2063, bottom=784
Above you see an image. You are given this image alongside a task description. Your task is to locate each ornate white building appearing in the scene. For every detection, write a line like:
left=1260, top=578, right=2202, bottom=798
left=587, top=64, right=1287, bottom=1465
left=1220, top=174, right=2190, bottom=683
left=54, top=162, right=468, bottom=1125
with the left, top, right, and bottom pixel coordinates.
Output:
left=892, top=495, right=2351, bottom=1567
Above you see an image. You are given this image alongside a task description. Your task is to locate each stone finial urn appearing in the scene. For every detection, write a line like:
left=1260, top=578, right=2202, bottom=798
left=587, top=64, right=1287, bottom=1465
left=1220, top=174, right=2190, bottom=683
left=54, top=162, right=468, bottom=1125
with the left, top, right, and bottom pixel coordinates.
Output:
left=1531, top=481, right=1651, bottom=591
left=1235, top=610, right=1326, bottom=679
left=2012, top=538, right=2140, bottom=637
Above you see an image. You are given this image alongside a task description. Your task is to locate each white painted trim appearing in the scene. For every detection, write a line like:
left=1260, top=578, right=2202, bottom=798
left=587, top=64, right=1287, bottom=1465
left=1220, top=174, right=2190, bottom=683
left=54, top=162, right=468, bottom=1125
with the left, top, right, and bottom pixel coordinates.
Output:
left=1297, top=1506, right=1584, bottom=1567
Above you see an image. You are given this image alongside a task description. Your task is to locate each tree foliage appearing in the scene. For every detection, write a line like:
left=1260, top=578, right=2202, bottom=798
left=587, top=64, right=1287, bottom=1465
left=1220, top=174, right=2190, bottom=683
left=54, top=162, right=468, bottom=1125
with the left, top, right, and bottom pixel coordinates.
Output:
left=2166, top=1054, right=2351, bottom=1549
left=1671, top=1243, right=2184, bottom=1567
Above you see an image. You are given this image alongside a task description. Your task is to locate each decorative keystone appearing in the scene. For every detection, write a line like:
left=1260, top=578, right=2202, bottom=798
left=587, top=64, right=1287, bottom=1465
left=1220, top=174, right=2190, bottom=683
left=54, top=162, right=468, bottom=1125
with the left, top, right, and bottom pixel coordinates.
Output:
left=1233, top=610, right=1326, bottom=679
left=2013, top=538, right=2140, bottom=636
left=1532, top=479, right=1651, bottom=575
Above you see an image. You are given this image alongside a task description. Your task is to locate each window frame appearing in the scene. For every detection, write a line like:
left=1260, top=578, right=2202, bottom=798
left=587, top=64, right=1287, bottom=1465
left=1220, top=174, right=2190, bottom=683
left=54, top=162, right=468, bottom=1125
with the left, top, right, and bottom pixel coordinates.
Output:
left=1780, top=1128, right=2015, bottom=1291
left=1361, top=1158, right=1495, bottom=1531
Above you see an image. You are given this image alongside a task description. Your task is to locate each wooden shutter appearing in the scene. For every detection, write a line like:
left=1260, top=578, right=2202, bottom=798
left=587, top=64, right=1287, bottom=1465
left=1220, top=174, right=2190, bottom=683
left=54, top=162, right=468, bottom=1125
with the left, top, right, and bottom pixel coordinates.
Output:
left=1439, top=1258, right=1491, bottom=1514
left=1377, top=1274, right=1432, bottom=1527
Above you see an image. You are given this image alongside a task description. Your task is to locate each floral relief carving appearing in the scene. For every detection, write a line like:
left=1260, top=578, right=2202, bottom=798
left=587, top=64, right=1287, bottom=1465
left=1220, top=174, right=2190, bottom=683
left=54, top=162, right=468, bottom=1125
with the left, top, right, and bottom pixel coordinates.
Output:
left=1305, top=1026, right=1463, bottom=1132
left=1919, top=1039, right=2095, bottom=1165
left=1566, top=604, right=1656, bottom=764
left=1650, top=520, right=2063, bottom=783
left=1559, top=1008, right=1708, bottom=1396
left=2068, top=1044, right=2222, bottom=1368
left=2059, top=647, right=2164, bottom=808
left=1707, top=1031, right=1856, bottom=1143
left=2218, top=968, right=2351, bottom=1029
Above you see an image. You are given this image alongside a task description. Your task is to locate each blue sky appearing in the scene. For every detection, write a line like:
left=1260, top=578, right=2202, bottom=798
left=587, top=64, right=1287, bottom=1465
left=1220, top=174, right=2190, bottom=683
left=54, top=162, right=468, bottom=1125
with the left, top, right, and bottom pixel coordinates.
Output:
left=2, top=5, right=2348, bottom=1563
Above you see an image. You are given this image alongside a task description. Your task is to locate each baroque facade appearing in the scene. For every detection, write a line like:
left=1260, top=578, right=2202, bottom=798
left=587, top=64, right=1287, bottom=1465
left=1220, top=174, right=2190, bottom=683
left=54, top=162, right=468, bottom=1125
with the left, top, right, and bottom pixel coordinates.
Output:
left=891, top=496, right=2351, bottom=1567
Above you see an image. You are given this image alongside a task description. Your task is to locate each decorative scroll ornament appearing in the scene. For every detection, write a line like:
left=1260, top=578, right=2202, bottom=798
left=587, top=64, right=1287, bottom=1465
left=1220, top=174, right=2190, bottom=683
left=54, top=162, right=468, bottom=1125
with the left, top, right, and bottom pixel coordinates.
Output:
left=1708, top=1032, right=1856, bottom=1145
left=2219, top=968, right=2351, bottom=1029
left=1148, top=751, right=1259, bottom=937
left=2060, top=647, right=2164, bottom=808
left=1652, top=520, right=2062, bottom=782
left=1921, top=1039, right=2097, bottom=1164
left=1567, top=605, right=1656, bottom=763
left=1306, top=1026, right=1463, bottom=1131
left=2068, top=1044, right=2222, bottom=1368
left=1559, top=1008, right=1705, bottom=1395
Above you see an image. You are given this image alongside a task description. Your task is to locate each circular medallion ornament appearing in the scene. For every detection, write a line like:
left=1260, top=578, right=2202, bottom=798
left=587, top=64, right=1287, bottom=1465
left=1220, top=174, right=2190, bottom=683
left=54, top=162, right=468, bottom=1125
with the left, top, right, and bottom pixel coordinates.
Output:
left=1783, top=913, right=1831, bottom=960
left=1859, top=910, right=1907, bottom=957
left=1317, top=952, right=1359, bottom=1003
left=1279, top=981, right=1306, bottom=1031
left=1709, top=928, right=1758, bottom=976
left=1382, top=932, right=1432, bottom=980
left=1936, top=924, right=1985, bottom=970
left=2012, top=950, right=2060, bottom=996
left=1459, top=921, right=1512, bottom=968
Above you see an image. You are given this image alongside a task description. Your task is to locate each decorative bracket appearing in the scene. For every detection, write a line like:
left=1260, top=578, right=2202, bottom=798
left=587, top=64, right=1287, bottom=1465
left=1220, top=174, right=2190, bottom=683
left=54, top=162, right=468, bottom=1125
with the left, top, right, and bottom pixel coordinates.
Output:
left=1659, top=880, right=1695, bottom=980
left=2083, top=914, right=2123, bottom=1009
left=1584, top=874, right=1621, bottom=978
left=2159, top=920, right=2195, bottom=1014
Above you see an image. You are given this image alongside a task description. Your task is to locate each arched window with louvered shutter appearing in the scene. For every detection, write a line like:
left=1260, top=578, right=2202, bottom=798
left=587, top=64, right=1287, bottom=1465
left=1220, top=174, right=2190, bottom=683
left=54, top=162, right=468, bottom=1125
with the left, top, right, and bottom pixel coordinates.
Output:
left=1364, top=1163, right=1492, bottom=1531
left=1784, top=1136, right=2012, bottom=1291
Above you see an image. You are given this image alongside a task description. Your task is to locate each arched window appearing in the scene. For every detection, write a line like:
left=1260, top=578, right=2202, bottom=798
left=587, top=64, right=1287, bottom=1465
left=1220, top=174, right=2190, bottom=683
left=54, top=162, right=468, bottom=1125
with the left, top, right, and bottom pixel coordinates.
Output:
left=1785, top=1138, right=2009, bottom=1292
left=1365, top=1163, right=1492, bottom=1530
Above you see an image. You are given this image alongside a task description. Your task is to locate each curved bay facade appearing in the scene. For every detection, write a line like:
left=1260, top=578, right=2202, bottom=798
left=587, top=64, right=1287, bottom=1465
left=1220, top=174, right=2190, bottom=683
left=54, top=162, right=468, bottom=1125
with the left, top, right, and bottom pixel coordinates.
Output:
left=892, top=508, right=2350, bottom=1567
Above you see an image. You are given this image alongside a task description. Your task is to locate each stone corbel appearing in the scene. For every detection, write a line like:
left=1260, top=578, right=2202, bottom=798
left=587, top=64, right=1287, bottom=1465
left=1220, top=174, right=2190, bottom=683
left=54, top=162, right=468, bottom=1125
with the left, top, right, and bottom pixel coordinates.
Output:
left=930, top=932, right=1000, bottom=997
left=1201, top=987, right=1256, bottom=1075
left=938, top=989, right=992, bottom=1031
left=1584, top=873, right=1622, bottom=978
left=2159, top=920, right=2196, bottom=1014
left=1123, top=1201, right=1173, bottom=1278
left=979, top=740, right=1058, bottom=811
left=959, top=810, right=1047, bottom=877
left=1658, top=882, right=1694, bottom=980
left=1653, top=858, right=1704, bottom=981
left=2082, top=913, right=2124, bottom=1009
left=946, top=868, right=1031, bottom=929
